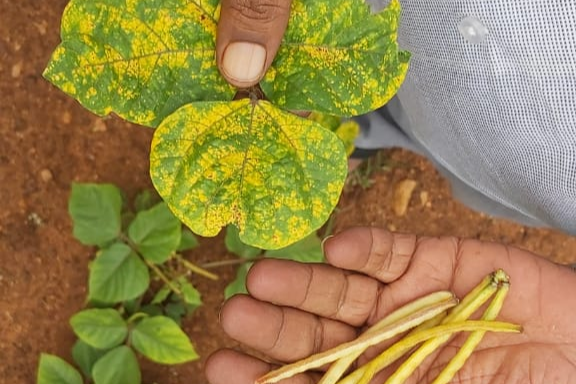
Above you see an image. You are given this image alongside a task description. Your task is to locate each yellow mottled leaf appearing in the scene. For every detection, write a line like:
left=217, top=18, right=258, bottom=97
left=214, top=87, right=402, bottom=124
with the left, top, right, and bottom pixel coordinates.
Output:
left=150, top=100, right=348, bottom=249
left=43, top=0, right=234, bottom=127
left=262, top=0, right=410, bottom=116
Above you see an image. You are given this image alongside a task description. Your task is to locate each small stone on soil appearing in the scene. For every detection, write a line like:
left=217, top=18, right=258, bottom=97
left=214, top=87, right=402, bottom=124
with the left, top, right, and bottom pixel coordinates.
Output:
left=40, top=169, right=53, bottom=182
left=11, top=61, right=23, bottom=78
left=393, top=179, right=418, bottom=216
left=92, top=119, right=107, bottom=132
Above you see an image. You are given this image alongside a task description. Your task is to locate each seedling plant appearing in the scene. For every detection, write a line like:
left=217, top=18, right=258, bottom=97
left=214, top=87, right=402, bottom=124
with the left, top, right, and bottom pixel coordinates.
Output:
left=37, top=183, right=211, bottom=384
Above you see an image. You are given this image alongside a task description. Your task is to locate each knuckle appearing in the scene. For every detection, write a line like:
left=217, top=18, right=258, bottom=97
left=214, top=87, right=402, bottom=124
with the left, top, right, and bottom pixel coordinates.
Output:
left=230, top=0, right=287, bottom=22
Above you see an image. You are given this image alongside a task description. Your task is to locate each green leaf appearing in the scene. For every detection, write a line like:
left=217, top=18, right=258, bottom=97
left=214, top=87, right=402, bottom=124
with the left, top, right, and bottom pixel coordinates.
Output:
left=68, top=183, right=122, bottom=246
left=261, top=0, right=410, bottom=116
left=140, top=305, right=164, bottom=317
left=71, top=340, right=109, bottom=379
left=128, top=202, right=181, bottom=263
left=177, top=277, right=202, bottom=307
left=150, top=99, right=347, bottom=250
left=224, top=263, right=252, bottom=299
left=89, top=242, right=149, bottom=304
left=131, top=316, right=198, bottom=364
left=92, top=346, right=141, bottom=384
left=151, top=285, right=171, bottom=305
left=265, top=233, right=325, bottom=263
left=70, top=308, right=128, bottom=349
left=177, top=227, right=199, bottom=251
left=164, top=302, right=186, bottom=325
left=37, top=354, right=83, bottom=384
left=225, top=225, right=261, bottom=259
left=43, top=0, right=234, bottom=128
left=133, top=189, right=160, bottom=212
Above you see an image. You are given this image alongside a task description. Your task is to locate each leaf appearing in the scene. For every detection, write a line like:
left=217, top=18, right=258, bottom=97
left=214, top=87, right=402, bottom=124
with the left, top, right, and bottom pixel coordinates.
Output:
left=335, top=120, right=360, bottom=157
left=92, top=346, right=141, bottom=384
left=177, top=227, right=199, bottom=251
left=37, top=354, right=83, bottom=384
left=225, top=225, right=261, bottom=259
left=70, top=308, right=128, bottom=349
left=43, top=0, right=234, bottom=127
left=150, top=99, right=347, bottom=249
left=131, top=316, right=198, bottom=364
left=128, top=202, right=181, bottom=263
left=89, top=242, right=150, bottom=304
left=71, top=340, right=109, bottom=379
left=151, top=285, right=172, bottom=305
left=224, top=263, right=252, bottom=299
left=164, top=302, right=186, bottom=325
left=68, top=183, right=122, bottom=246
left=133, top=189, right=160, bottom=212
left=177, top=277, right=202, bottom=307
left=309, top=113, right=359, bottom=156
left=265, top=232, right=325, bottom=263
left=261, top=0, right=410, bottom=116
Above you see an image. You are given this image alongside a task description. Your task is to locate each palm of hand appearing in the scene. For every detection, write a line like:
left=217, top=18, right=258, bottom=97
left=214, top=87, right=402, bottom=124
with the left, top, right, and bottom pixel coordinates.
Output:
left=205, top=228, right=576, bottom=384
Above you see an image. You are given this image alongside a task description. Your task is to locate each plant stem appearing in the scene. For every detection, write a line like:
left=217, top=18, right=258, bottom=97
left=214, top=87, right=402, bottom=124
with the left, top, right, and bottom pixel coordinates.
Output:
left=143, top=258, right=182, bottom=296
left=174, top=254, right=218, bottom=281
left=202, top=258, right=260, bottom=269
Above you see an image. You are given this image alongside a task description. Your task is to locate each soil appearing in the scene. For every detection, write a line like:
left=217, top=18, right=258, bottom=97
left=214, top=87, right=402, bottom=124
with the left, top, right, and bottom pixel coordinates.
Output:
left=1, top=1, right=575, bottom=384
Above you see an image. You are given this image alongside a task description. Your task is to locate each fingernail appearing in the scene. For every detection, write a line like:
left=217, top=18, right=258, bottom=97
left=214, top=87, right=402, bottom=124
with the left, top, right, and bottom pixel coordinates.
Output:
left=222, top=41, right=266, bottom=84
left=321, top=235, right=334, bottom=254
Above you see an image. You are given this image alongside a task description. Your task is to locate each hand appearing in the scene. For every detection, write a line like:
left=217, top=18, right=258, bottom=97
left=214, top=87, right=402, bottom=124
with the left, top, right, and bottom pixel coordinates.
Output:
left=216, top=0, right=292, bottom=88
left=205, top=227, right=576, bottom=384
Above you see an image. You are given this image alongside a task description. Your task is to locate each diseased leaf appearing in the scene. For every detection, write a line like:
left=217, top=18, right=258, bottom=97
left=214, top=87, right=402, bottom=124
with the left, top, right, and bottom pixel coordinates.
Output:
left=70, top=308, right=128, bottom=349
left=309, top=113, right=359, bottom=156
left=131, top=316, right=198, bottom=364
left=71, top=340, right=109, bottom=379
left=265, top=233, right=325, bottom=263
left=89, top=243, right=149, bottom=304
left=37, top=354, right=83, bottom=384
left=68, top=183, right=122, bottom=246
left=128, top=202, right=181, bottom=264
left=43, top=0, right=234, bottom=127
left=224, top=263, right=252, bottom=299
left=150, top=99, right=347, bottom=249
left=225, top=225, right=261, bottom=259
left=261, top=0, right=410, bottom=116
left=92, top=346, right=141, bottom=384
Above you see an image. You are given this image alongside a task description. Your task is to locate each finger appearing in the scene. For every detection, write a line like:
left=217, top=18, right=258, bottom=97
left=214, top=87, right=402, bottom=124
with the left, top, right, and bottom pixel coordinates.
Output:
left=323, top=227, right=416, bottom=283
left=217, top=0, right=292, bottom=87
left=247, top=259, right=381, bottom=326
left=220, top=295, right=357, bottom=362
left=205, top=349, right=319, bottom=384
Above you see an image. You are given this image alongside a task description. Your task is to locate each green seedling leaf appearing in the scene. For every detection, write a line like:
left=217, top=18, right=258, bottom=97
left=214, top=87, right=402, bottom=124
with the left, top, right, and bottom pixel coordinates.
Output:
left=89, top=242, right=149, bottom=304
left=128, top=202, right=181, bottom=264
left=224, top=263, right=252, bottom=299
left=150, top=99, right=347, bottom=250
left=71, top=340, right=109, bottom=379
left=177, top=227, right=199, bottom=251
left=69, top=183, right=122, bottom=246
left=43, top=0, right=234, bottom=127
left=92, top=346, right=141, bottom=384
left=133, top=189, right=160, bottom=212
left=261, top=0, right=410, bottom=116
left=164, top=302, right=187, bottom=325
left=177, top=277, right=202, bottom=307
left=140, top=304, right=164, bottom=317
left=37, top=354, right=83, bottom=384
left=265, top=233, right=325, bottom=263
left=123, top=298, right=141, bottom=315
left=225, top=225, right=261, bottom=259
left=151, top=285, right=172, bottom=305
left=70, top=308, right=128, bottom=349
left=131, top=316, right=198, bottom=364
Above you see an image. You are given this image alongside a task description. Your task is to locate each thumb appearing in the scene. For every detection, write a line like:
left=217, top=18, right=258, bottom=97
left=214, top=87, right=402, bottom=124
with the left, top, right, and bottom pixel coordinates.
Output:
left=216, top=0, right=292, bottom=88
